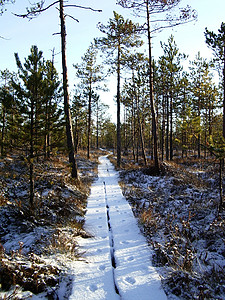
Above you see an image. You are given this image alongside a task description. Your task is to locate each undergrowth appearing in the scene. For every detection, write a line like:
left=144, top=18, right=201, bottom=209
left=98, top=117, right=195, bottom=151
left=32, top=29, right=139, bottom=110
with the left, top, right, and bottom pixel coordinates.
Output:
left=0, top=151, right=98, bottom=298
left=118, top=155, right=225, bottom=299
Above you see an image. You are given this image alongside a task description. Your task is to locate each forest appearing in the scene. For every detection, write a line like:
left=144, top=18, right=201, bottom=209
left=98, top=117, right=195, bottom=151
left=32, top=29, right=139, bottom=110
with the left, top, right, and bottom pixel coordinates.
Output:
left=0, top=0, right=225, bottom=299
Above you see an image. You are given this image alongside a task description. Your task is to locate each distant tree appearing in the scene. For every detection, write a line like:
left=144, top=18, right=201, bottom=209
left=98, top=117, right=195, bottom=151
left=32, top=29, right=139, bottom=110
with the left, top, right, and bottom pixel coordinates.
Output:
left=205, top=22, right=225, bottom=139
left=74, top=43, right=105, bottom=159
left=160, top=35, right=185, bottom=160
left=189, top=52, right=219, bottom=158
left=0, top=70, right=14, bottom=157
left=101, top=119, right=116, bottom=150
left=92, top=93, right=109, bottom=150
left=13, top=45, right=45, bottom=207
left=42, top=58, right=63, bottom=159
left=155, top=55, right=169, bottom=160
left=117, top=0, right=197, bottom=172
left=71, top=91, right=87, bottom=153
left=96, top=11, right=143, bottom=167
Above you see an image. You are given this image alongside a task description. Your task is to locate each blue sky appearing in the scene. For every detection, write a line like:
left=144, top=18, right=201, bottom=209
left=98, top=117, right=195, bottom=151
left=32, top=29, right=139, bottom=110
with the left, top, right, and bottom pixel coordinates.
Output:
left=0, top=0, right=224, bottom=121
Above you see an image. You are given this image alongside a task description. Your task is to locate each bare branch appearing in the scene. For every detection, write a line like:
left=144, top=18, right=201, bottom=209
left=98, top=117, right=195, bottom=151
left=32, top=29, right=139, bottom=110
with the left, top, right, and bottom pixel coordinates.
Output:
left=63, top=4, right=102, bottom=13
left=13, top=1, right=101, bottom=21
left=0, top=35, right=10, bottom=40
left=13, top=0, right=59, bottom=18
left=65, top=14, right=79, bottom=22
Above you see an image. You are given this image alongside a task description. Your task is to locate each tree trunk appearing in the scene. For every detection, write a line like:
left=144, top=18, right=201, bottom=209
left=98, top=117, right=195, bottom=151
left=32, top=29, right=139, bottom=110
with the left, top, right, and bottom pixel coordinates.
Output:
left=30, top=98, right=34, bottom=208
left=161, top=94, right=165, bottom=161
left=169, top=93, right=173, bottom=160
left=87, top=87, right=92, bottom=159
left=96, top=97, right=99, bottom=149
left=59, top=0, right=78, bottom=178
left=132, top=95, right=136, bottom=161
left=1, top=106, right=5, bottom=157
left=117, top=43, right=121, bottom=168
left=219, top=159, right=223, bottom=212
left=223, top=45, right=225, bottom=139
left=146, top=0, right=159, bottom=173
left=166, top=93, right=169, bottom=160
left=137, top=91, right=147, bottom=166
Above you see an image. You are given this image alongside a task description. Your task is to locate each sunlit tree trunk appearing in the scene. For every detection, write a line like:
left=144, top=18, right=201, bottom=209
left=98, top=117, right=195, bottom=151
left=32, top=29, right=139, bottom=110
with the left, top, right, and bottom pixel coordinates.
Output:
left=59, top=0, right=78, bottom=178
left=146, top=0, right=159, bottom=172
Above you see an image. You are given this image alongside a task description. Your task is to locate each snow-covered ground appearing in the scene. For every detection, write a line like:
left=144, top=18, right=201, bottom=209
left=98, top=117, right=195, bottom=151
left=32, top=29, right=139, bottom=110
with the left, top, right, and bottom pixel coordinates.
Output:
left=1, top=154, right=224, bottom=299
left=69, top=156, right=167, bottom=299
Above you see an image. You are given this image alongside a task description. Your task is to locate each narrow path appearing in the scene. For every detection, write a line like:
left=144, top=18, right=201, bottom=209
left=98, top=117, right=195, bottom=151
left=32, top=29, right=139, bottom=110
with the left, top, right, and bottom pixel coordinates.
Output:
left=69, top=156, right=167, bottom=300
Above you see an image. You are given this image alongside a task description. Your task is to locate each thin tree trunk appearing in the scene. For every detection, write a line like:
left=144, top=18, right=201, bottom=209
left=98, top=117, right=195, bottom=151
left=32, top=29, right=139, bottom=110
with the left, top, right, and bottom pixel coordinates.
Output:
left=96, top=97, right=99, bottom=149
left=166, top=93, right=169, bottom=160
left=87, top=87, right=92, bottom=159
left=170, top=93, right=173, bottom=160
left=30, top=98, right=34, bottom=208
left=136, top=91, right=147, bottom=166
left=1, top=107, right=5, bottom=157
left=117, top=43, right=121, bottom=168
left=223, top=45, right=225, bottom=139
left=161, top=94, right=165, bottom=161
left=59, top=0, right=78, bottom=178
left=132, top=95, right=136, bottom=161
left=219, top=159, right=223, bottom=212
left=146, top=0, right=159, bottom=172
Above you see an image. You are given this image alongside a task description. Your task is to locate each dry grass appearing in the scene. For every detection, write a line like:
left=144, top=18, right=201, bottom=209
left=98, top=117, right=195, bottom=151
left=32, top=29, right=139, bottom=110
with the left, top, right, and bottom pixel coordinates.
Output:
left=0, top=151, right=99, bottom=297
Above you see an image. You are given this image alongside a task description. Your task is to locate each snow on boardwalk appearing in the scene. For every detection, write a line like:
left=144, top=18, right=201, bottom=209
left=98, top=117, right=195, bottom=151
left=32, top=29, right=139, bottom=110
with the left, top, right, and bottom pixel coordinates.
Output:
left=69, top=156, right=167, bottom=300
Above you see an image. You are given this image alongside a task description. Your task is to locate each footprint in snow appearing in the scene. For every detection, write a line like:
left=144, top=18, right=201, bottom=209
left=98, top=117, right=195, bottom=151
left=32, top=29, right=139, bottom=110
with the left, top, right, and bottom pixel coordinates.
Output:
left=121, top=241, right=129, bottom=245
left=89, top=284, right=98, bottom=292
left=99, top=265, right=106, bottom=271
left=125, top=277, right=136, bottom=285
left=98, top=225, right=102, bottom=228
left=127, top=256, right=134, bottom=261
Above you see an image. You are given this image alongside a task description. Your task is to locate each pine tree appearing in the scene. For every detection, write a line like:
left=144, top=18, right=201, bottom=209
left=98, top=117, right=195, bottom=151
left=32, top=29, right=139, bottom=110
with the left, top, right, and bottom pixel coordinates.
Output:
left=117, top=0, right=197, bottom=172
left=96, top=11, right=142, bottom=167
left=14, top=1, right=101, bottom=178
left=160, top=35, right=185, bottom=160
left=74, top=43, right=105, bottom=159
left=205, top=23, right=225, bottom=138
left=13, top=45, right=45, bottom=207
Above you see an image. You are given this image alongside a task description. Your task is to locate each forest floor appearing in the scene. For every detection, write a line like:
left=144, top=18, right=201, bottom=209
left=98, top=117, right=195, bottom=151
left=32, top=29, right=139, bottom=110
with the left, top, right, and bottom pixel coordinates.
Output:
left=0, top=151, right=225, bottom=299
left=0, top=151, right=99, bottom=299
left=116, top=154, right=225, bottom=299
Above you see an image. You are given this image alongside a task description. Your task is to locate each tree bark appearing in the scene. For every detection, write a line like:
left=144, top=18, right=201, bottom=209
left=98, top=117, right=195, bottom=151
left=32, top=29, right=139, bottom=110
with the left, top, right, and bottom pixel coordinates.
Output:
left=87, top=87, right=92, bottom=159
left=146, top=0, right=159, bottom=172
left=59, top=0, right=78, bottom=178
left=117, top=43, right=121, bottom=168
left=223, top=45, right=225, bottom=139
left=166, top=93, right=169, bottom=160
left=29, top=97, right=34, bottom=208
left=96, top=96, right=99, bottom=149
left=161, top=94, right=165, bottom=161
left=1, top=106, right=5, bottom=157
left=169, top=93, right=173, bottom=160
